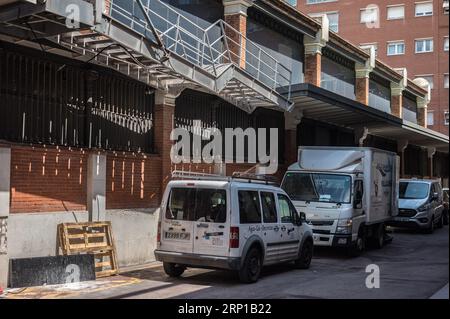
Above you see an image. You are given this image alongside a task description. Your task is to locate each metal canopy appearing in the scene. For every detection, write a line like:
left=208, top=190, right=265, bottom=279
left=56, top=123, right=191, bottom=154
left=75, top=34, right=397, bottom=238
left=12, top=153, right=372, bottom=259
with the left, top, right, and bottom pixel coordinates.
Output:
left=0, top=0, right=294, bottom=114
left=288, top=84, right=449, bottom=153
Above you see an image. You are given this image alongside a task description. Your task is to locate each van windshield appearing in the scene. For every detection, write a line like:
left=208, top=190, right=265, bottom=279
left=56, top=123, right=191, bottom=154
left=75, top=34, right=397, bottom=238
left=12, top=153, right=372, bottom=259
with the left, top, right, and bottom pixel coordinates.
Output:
left=282, top=173, right=351, bottom=204
left=166, top=188, right=227, bottom=222
left=399, top=182, right=429, bottom=200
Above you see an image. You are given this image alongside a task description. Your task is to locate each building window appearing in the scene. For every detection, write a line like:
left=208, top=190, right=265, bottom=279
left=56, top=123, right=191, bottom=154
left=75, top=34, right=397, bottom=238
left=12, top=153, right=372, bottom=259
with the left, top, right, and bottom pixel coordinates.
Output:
left=445, top=37, right=449, bottom=51
left=427, top=111, right=434, bottom=126
left=285, top=0, right=297, bottom=6
left=445, top=111, right=449, bottom=125
left=306, top=0, right=337, bottom=4
left=360, top=7, right=378, bottom=24
left=415, top=2, right=433, bottom=17
left=444, top=0, right=449, bottom=14
left=445, top=74, right=449, bottom=88
left=416, top=75, right=434, bottom=89
left=310, top=12, right=339, bottom=32
left=387, top=41, right=405, bottom=55
left=415, top=38, right=433, bottom=53
left=387, top=5, right=405, bottom=20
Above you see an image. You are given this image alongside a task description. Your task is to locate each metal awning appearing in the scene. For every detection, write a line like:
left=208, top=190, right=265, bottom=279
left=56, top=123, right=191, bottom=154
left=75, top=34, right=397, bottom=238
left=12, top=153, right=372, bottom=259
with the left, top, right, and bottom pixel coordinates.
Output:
left=287, top=83, right=449, bottom=153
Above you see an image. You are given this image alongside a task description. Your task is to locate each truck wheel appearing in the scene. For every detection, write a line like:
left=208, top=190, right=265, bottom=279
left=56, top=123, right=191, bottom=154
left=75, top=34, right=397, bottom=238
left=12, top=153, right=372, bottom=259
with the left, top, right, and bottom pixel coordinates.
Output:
left=437, top=213, right=444, bottom=229
left=347, top=228, right=365, bottom=257
left=163, top=262, right=186, bottom=277
left=372, top=223, right=385, bottom=249
left=425, top=216, right=435, bottom=234
left=238, top=247, right=262, bottom=284
left=294, top=238, right=313, bottom=269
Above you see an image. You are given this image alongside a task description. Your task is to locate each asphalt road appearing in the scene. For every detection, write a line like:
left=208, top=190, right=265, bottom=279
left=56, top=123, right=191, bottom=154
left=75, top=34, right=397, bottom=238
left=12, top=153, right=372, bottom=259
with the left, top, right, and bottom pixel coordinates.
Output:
left=69, top=225, right=448, bottom=299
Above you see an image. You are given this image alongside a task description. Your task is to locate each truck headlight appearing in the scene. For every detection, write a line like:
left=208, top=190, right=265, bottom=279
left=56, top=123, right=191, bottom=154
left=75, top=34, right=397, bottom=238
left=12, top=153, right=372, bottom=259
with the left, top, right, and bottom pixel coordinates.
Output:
left=336, top=218, right=353, bottom=234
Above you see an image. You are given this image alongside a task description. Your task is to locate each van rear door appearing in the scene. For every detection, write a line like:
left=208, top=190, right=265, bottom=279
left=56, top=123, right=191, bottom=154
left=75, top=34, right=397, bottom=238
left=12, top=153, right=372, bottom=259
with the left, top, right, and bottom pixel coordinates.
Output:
left=161, top=187, right=196, bottom=253
left=192, top=188, right=229, bottom=257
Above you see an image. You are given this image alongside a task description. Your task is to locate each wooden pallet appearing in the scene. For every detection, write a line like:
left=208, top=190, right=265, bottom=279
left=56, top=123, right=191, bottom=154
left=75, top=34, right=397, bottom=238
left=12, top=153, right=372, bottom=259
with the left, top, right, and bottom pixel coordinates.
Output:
left=58, top=222, right=118, bottom=278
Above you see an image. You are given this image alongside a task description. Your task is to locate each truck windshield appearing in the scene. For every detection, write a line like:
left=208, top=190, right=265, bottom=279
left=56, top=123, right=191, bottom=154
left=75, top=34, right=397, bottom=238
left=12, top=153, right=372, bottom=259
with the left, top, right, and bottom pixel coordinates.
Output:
left=399, top=182, right=429, bottom=200
left=282, top=173, right=351, bottom=204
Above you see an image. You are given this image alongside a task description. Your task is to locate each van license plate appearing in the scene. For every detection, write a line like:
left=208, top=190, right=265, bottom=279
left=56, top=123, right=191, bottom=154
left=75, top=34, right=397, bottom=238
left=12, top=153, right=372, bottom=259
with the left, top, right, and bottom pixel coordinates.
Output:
left=164, top=232, right=190, bottom=240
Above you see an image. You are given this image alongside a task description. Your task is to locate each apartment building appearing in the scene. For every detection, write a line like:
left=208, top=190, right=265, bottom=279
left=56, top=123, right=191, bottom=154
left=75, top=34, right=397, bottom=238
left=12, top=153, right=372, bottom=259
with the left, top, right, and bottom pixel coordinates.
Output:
left=295, top=0, right=449, bottom=135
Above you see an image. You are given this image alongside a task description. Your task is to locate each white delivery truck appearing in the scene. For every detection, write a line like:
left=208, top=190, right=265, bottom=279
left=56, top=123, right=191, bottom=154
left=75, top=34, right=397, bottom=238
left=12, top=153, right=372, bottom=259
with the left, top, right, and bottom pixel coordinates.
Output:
left=281, top=147, right=399, bottom=256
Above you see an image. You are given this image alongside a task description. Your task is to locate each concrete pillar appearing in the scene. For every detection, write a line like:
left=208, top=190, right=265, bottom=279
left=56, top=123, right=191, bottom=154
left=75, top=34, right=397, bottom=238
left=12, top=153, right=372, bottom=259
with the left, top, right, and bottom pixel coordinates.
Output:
left=284, top=108, right=303, bottom=166
left=0, top=147, right=11, bottom=288
left=223, top=0, right=252, bottom=68
left=87, top=153, right=106, bottom=222
left=304, top=15, right=329, bottom=86
left=397, top=140, right=408, bottom=177
left=154, top=91, right=176, bottom=193
left=427, top=148, right=436, bottom=178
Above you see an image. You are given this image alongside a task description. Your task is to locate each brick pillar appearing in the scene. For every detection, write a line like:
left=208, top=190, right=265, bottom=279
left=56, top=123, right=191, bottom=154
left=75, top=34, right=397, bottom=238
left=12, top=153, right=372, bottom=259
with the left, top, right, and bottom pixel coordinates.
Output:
left=355, top=77, right=369, bottom=105
left=304, top=53, right=322, bottom=86
left=223, top=0, right=252, bottom=68
left=0, top=147, right=11, bottom=288
left=303, top=15, right=328, bottom=86
left=154, top=92, right=176, bottom=192
left=391, top=82, right=405, bottom=118
left=355, top=58, right=373, bottom=105
left=417, top=97, right=428, bottom=128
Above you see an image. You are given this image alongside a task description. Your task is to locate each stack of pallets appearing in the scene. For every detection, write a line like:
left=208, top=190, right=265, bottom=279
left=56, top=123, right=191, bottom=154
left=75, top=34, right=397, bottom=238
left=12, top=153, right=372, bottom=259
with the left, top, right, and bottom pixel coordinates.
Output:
left=58, top=222, right=118, bottom=278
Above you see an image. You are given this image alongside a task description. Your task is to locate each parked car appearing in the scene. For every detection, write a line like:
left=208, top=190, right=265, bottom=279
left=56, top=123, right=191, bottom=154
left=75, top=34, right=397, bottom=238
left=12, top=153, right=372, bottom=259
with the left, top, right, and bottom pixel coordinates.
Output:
left=155, top=171, right=314, bottom=283
left=443, top=188, right=449, bottom=225
left=388, top=179, right=445, bottom=233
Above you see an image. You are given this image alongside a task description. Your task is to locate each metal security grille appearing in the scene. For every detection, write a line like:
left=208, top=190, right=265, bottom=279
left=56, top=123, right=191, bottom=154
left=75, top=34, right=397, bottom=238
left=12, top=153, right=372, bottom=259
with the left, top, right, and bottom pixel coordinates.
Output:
left=0, top=44, right=155, bottom=153
left=174, top=89, right=285, bottom=162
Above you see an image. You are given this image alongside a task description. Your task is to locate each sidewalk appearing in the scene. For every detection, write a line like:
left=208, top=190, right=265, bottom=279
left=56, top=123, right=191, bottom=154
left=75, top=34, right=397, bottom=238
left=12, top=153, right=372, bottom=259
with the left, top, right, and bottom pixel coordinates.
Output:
left=430, top=283, right=449, bottom=299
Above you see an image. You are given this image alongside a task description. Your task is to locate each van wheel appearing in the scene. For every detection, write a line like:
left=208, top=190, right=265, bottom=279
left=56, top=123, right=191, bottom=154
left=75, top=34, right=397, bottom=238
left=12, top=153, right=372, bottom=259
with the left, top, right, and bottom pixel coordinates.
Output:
left=238, top=247, right=262, bottom=284
left=163, top=262, right=186, bottom=277
left=294, top=239, right=313, bottom=269
left=347, top=228, right=365, bottom=257
left=425, top=216, right=435, bottom=234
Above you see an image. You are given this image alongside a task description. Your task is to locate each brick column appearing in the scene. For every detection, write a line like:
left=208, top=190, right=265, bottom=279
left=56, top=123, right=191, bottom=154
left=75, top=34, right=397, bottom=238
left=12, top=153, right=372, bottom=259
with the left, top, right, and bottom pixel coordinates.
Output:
left=223, top=0, right=252, bottom=68
left=0, top=147, right=11, bottom=288
left=355, top=47, right=374, bottom=105
left=154, top=91, right=176, bottom=192
left=303, top=15, right=329, bottom=86
left=417, top=105, right=427, bottom=128
left=390, top=82, right=405, bottom=118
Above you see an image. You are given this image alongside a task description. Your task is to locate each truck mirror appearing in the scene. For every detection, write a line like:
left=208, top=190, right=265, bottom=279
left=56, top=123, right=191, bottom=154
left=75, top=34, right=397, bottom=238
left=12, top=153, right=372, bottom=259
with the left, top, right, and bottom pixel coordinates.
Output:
left=299, top=212, right=306, bottom=224
left=354, top=191, right=363, bottom=209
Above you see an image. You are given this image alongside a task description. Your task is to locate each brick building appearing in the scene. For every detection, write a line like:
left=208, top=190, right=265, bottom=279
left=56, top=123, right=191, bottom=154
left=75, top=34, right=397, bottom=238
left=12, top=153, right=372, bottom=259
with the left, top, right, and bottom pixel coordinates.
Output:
left=295, top=0, right=449, bottom=135
left=0, top=0, right=448, bottom=287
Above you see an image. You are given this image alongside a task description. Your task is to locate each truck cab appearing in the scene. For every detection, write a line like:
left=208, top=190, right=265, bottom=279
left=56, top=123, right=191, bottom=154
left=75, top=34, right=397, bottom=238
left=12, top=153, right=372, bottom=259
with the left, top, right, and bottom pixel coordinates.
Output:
left=282, top=147, right=399, bottom=256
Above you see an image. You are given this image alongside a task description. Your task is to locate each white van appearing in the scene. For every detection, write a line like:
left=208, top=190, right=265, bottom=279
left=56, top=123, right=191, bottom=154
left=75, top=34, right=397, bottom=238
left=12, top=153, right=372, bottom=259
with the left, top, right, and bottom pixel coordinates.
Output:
left=155, top=172, right=314, bottom=283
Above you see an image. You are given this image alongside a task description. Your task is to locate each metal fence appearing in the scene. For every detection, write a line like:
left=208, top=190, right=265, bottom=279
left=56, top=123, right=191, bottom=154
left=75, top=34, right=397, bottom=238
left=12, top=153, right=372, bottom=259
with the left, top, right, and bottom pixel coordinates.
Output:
left=0, top=44, right=155, bottom=153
